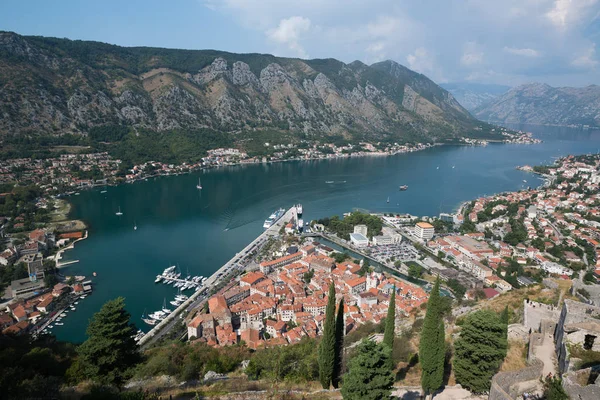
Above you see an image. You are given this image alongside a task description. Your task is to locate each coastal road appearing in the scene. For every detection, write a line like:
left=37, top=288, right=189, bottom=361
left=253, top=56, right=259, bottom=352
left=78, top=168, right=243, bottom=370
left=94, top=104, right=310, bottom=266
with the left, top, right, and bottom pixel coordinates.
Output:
left=139, top=207, right=296, bottom=348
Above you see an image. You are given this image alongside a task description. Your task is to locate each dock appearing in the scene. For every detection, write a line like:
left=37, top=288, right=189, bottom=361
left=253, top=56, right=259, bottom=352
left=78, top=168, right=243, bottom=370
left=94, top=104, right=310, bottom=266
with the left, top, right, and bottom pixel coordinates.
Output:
left=139, top=206, right=296, bottom=348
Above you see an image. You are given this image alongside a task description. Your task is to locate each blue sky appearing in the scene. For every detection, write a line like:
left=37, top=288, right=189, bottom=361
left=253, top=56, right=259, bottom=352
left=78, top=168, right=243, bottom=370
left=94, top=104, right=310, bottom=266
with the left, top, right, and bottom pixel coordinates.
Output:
left=1, top=0, right=599, bottom=87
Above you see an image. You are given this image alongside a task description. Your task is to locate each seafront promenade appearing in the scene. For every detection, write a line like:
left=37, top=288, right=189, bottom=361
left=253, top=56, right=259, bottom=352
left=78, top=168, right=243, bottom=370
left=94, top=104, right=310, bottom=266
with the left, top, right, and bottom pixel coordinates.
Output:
left=138, top=207, right=296, bottom=347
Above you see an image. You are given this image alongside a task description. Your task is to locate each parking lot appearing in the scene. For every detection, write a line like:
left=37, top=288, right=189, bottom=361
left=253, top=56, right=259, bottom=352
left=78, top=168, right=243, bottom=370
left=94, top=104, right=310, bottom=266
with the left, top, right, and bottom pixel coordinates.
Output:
left=369, top=242, right=419, bottom=265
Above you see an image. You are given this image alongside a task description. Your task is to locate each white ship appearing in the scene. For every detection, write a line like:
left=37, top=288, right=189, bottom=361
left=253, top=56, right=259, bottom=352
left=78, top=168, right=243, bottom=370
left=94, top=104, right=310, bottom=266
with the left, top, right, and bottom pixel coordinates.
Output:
left=115, top=206, right=123, bottom=216
left=263, top=208, right=286, bottom=229
left=296, top=204, right=303, bottom=216
left=196, top=178, right=202, bottom=190
left=155, top=275, right=162, bottom=283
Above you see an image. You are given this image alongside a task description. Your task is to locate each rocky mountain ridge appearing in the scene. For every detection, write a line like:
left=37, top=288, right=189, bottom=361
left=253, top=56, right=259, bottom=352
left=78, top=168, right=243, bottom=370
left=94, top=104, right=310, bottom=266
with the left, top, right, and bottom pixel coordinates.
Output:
left=441, top=83, right=510, bottom=112
left=474, top=83, right=600, bottom=127
left=0, top=32, right=494, bottom=143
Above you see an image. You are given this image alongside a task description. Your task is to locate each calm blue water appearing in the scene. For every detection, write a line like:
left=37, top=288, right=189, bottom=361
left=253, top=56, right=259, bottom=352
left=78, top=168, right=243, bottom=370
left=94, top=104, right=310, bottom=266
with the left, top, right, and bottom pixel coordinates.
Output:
left=54, top=125, right=600, bottom=342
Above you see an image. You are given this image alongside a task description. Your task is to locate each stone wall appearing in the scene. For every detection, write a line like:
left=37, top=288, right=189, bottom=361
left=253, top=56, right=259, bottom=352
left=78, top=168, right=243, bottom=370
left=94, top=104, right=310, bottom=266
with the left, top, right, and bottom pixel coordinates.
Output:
left=489, top=359, right=543, bottom=400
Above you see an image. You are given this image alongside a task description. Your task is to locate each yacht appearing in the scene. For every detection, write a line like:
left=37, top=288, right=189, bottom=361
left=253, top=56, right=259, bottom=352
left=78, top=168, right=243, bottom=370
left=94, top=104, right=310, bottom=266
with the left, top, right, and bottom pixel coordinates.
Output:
left=201, top=277, right=207, bottom=283
left=155, top=275, right=162, bottom=283
left=296, top=204, right=303, bottom=216
left=100, top=190, right=107, bottom=194
left=387, top=197, right=390, bottom=203
left=399, top=185, right=408, bottom=191
left=196, top=178, right=202, bottom=190
left=55, top=322, right=64, bottom=326
left=170, top=300, right=181, bottom=307
left=263, top=208, right=285, bottom=229
left=115, top=206, right=123, bottom=216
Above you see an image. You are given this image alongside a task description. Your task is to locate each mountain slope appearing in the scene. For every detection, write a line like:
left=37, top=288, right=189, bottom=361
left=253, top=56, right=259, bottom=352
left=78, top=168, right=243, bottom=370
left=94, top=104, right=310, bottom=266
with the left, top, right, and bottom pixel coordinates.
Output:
left=474, top=83, right=600, bottom=127
left=441, top=83, right=510, bottom=112
left=0, top=31, right=496, bottom=144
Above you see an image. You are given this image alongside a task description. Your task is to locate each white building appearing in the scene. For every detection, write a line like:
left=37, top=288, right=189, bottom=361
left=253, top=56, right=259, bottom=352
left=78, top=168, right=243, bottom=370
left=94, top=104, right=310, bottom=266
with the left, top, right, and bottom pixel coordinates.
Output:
left=415, top=222, right=434, bottom=240
left=350, top=233, right=369, bottom=247
left=372, top=235, right=393, bottom=246
left=541, top=261, right=573, bottom=276
left=354, top=224, right=368, bottom=236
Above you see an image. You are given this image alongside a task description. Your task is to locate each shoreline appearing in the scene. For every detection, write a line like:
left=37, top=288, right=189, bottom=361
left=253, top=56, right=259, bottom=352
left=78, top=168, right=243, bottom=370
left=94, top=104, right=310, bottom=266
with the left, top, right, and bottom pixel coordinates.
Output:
left=54, top=230, right=88, bottom=268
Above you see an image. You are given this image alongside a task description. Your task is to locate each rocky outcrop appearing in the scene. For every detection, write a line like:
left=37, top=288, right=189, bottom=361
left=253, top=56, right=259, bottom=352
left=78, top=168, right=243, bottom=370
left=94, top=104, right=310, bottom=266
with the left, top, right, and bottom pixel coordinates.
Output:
left=0, top=31, right=489, bottom=141
left=475, top=83, right=600, bottom=127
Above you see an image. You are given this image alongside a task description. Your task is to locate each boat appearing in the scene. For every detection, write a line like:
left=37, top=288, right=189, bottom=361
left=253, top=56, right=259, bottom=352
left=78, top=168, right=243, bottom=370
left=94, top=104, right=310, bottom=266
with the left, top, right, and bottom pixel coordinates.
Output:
left=436, top=166, right=439, bottom=170
left=263, top=208, right=286, bottom=229
left=296, top=204, right=303, bottom=216
left=55, top=322, right=64, bottom=326
left=399, top=185, right=408, bottom=191
left=170, top=300, right=181, bottom=307
left=325, top=180, right=334, bottom=184
left=161, top=298, right=171, bottom=314
left=523, top=179, right=527, bottom=183
left=201, top=277, right=207, bottom=283
left=100, top=190, right=107, bottom=194
left=387, top=197, right=390, bottom=203
left=74, top=301, right=79, bottom=305
left=452, top=166, right=455, bottom=169
left=48, top=325, right=53, bottom=329
left=155, top=275, right=162, bottom=283
left=115, top=206, right=123, bottom=216
left=196, top=178, right=202, bottom=190
left=134, top=221, right=137, bottom=231
left=60, top=313, right=67, bottom=317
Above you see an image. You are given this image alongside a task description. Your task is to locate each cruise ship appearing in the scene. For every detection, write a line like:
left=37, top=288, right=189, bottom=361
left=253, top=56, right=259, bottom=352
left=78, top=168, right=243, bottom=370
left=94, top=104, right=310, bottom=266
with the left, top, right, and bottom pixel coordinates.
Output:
left=263, top=208, right=285, bottom=229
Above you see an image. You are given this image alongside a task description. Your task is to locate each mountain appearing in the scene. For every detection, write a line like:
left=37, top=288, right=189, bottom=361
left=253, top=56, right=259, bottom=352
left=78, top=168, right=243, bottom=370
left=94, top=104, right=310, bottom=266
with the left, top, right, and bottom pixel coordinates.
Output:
left=474, top=83, right=600, bottom=127
left=441, top=83, right=510, bottom=112
left=0, top=31, right=498, bottom=148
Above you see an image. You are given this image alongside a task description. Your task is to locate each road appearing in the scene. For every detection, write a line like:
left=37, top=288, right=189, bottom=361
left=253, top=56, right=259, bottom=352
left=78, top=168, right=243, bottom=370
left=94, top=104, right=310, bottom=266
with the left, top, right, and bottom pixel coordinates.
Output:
left=139, top=207, right=296, bottom=348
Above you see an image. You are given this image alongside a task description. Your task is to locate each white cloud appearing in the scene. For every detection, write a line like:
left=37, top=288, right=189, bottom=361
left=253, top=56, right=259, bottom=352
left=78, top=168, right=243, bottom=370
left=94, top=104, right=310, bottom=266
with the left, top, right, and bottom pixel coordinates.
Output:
left=503, top=47, right=540, bottom=57
left=572, top=44, right=599, bottom=68
left=461, top=42, right=484, bottom=67
left=546, top=0, right=599, bottom=29
left=266, top=16, right=311, bottom=58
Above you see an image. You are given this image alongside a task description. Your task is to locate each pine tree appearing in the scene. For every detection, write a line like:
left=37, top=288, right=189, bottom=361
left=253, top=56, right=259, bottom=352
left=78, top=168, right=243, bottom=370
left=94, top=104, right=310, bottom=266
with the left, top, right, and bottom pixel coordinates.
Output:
left=318, top=282, right=337, bottom=389
left=383, top=286, right=396, bottom=349
left=341, top=339, right=394, bottom=400
left=76, top=297, right=140, bottom=387
left=419, top=277, right=445, bottom=396
left=333, top=298, right=345, bottom=388
left=454, top=310, right=508, bottom=393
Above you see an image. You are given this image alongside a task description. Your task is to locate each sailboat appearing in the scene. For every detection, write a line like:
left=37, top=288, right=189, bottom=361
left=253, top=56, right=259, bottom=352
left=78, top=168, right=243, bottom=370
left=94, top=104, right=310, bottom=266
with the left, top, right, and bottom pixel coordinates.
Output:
left=196, top=178, right=202, bottom=190
left=134, top=221, right=137, bottom=230
left=141, top=309, right=157, bottom=325
left=115, top=206, right=123, bottom=216
left=161, top=298, right=171, bottom=314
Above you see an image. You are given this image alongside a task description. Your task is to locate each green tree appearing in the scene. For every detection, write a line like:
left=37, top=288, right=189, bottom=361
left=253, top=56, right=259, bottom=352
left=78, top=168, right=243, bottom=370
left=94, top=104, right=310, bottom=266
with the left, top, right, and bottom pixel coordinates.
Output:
left=543, top=376, right=568, bottom=400
left=454, top=310, right=508, bottom=393
left=75, top=297, right=140, bottom=387
left=318, top=283, right=337, bottom=389
left=333, top=298, right=345, bottom=388
left=341, top=339, right=394, bottom=400
left=383, top=287, right=396, bottom=349
left=500, top=305, right=509, bottom=339
left=408, top=264, right=424, bottom=279
left=419, top=277, right=445, bottom=396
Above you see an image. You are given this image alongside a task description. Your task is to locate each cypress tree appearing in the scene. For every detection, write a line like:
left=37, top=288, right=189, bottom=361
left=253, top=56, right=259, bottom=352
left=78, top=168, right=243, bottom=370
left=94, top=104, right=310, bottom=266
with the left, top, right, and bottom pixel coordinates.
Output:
left=318, top=282, right=337, bottom=389
left=383, top=286, right=396, bottom=349
left=333, top=298, right=345, bottom=388
left=500, top=305, right=509, bottom=341
left=419, top=277, right=445, bottom=397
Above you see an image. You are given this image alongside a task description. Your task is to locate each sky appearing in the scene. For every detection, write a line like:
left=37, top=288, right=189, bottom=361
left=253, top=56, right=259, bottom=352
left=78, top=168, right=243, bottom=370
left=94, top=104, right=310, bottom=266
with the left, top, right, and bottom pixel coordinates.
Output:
left=1, top=0, right=599, bottom=87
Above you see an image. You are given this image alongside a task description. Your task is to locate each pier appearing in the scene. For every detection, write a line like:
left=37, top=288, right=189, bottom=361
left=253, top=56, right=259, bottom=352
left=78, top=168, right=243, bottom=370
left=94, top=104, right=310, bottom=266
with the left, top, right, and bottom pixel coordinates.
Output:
left=138, top=207, right=296, bottom=347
